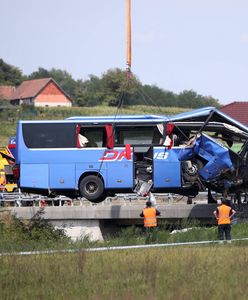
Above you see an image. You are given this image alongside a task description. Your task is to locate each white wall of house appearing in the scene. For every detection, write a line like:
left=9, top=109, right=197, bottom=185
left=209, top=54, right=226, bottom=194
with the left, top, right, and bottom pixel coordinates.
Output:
left=34, top=101, right=72, bottom=107
left=20, top=98, right=33, bottom=105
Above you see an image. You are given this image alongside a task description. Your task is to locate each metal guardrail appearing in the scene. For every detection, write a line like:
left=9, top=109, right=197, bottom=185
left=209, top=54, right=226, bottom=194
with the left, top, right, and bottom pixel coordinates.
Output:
left=0, top=192, right=74, bottom=207
left=0, top=191, right=209, bottom=208
left=2, top=191, right=246, bottom=208
left=0, top=192, right=191, bottom=207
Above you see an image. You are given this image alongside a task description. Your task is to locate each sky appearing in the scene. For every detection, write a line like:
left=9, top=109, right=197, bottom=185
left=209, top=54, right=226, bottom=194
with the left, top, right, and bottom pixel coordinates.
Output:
left=1, top=0, right=248, bottom=105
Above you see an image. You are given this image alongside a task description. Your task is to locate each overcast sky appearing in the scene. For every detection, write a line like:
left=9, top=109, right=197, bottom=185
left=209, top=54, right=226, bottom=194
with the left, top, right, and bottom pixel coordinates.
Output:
left=1, top=0, right=248, bottom=104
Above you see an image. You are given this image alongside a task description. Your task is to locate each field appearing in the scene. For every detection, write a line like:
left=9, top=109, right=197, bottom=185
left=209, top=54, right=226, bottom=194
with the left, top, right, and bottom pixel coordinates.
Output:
left=0, top=105, right=187, bottom=145
left=1, top=245, right=248, bottom=300
left=1, top=213, right=248, bottom=300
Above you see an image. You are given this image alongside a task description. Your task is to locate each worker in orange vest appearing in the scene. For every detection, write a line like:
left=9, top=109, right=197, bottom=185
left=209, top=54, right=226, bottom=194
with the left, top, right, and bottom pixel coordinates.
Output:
left=0, top=169, right=6, bottom=191
left=140, top=201, right=161, bottom=228
left=140, top=201, right=161, bottom=243
left=213, top=198, right=236, bottom=243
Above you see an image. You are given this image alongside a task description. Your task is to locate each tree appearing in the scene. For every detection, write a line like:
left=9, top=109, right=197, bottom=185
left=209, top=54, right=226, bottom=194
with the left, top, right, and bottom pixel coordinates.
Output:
left=0, top=59, right=221, bottom=109
left=177, top=90, right=220, bottom=108
left=74, top=69, right=137, bottom=107
left=0, top=58, right=23, bottom=86
left=100, top=68, right=141, bottom=106
left=28, top=67, right=51, bottom=80
left=140, top=85, right=177, bottom=107
left=73, top=69, right=220, bottom=108
left=75, top=75, right=105, bottom=107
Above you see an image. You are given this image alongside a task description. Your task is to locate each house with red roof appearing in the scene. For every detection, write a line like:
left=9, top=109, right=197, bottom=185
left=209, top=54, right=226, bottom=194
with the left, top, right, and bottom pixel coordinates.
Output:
left=220, top=102, right=248, bottom=126
left=0, top=78, right=72, bottom=107
left=0, top=86, right=15, bottom=100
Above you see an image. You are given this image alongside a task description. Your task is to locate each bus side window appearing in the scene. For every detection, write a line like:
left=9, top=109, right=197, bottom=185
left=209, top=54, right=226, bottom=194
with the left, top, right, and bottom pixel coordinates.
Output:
left=79, top=127, right=104, bottom=148
left=152, top=127, right=162, bottom=145
left=115, top=128, right=122, bottom=145
left=113, top=127, right=122, bottom=146
left=86, top=140, right=98, bottom=147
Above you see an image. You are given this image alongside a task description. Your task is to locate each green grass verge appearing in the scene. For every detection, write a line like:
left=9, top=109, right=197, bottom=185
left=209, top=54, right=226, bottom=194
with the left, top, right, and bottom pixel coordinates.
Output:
left=1, top=210, right=248, bottom=251
left=1, top=246, right=248, bottom=300
left=1, top=213, right=248, bottom=299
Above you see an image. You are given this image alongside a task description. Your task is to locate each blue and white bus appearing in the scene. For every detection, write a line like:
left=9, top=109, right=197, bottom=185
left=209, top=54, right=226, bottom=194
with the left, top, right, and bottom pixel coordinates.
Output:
left=15, top=107, right=248, bottom=202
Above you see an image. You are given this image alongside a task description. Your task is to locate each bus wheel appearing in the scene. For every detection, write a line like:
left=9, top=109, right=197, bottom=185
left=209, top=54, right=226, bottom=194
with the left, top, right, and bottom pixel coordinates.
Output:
left=182, top=159, right=203, bottom=182
left=79, top=175, right=105, bottom=202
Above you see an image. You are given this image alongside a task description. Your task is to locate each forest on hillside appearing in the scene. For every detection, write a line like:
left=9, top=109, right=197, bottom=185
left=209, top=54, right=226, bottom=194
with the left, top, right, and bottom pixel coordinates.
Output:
left=0, top=58, right=220, bottom=109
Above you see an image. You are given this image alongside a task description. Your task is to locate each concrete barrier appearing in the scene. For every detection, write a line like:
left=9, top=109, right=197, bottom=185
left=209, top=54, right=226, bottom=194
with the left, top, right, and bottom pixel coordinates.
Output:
left=4, top=204, right=218, bottom=241
left=8, top=204, right=217, bottom=220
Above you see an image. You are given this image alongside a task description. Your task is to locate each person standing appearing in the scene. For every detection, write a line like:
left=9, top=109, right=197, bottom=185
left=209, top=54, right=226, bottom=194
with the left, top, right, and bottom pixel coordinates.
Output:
left=0, top=169, right=6, bottom=191
left=140, top=201, right=161, bottom=243
left=140, top=201, right=161, bottom=228
left=213, top=198, right=236, bottom=243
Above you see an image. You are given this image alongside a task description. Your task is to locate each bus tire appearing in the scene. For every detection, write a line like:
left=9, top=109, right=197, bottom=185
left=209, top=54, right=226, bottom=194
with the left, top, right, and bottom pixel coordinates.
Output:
left=79, top=175, right=105, bottom=202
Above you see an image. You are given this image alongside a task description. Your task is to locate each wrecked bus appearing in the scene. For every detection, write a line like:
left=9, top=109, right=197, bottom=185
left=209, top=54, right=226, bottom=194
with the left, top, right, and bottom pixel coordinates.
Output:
left=14, top=107, right=248, bottom=203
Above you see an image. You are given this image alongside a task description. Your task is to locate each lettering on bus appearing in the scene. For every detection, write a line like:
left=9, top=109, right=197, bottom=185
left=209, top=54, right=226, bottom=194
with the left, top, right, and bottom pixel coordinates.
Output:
left=99, top=150, right=132, bottom=161
left=99, top=150, right=169, bottom=161
left=154, top=152, right=169, bottom=160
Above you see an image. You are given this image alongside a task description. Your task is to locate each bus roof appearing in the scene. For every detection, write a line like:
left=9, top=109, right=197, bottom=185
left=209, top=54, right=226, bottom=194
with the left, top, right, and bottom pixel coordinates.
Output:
left=18, top=114, right=169, bottom=124
left=66, top=114, right=168, bottom=121
left=18, top=107, right=248, bottom=133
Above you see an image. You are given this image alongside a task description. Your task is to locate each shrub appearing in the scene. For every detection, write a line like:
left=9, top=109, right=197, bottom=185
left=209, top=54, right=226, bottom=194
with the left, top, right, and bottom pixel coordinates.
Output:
left=0, top=209, right=68, bottom=251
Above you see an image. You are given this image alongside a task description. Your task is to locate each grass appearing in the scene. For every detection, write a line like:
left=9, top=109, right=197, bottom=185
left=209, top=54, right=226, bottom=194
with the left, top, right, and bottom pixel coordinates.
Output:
left=1, top=246, right=248, bottom=300
left=1, top=213, right=248, bottom=299
left=1, top=210, right=248, bottom=252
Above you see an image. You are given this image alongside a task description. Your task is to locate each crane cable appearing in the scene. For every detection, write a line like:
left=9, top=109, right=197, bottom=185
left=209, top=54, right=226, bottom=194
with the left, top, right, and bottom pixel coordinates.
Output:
left=100, top=0, right=198, bottom=169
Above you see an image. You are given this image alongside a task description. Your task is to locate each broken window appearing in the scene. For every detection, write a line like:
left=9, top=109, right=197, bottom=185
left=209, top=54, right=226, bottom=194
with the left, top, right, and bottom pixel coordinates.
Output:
left=77, top=126, right=105, bottom=148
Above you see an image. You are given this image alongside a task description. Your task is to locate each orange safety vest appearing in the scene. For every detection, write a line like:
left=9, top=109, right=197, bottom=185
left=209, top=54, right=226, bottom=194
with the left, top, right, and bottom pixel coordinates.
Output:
left=143, top=207, right=157, bottom=227
left=0, top=172, right=6, bottom=191
left=217, top=204, right=231, bottom=225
